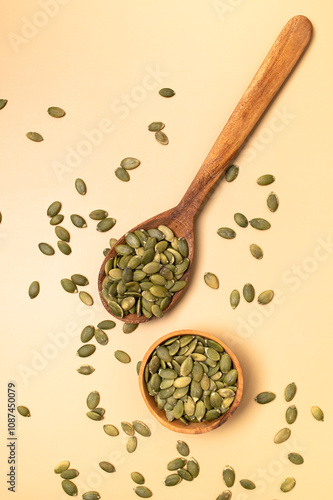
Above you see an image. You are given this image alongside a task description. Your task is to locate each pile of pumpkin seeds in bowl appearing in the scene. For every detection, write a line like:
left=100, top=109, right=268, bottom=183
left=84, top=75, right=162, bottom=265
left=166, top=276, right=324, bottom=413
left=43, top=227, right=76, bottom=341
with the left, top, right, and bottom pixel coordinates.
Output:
left=141, top=331, right=242, bottom=427
left=100, top=225, right=189, bottom=320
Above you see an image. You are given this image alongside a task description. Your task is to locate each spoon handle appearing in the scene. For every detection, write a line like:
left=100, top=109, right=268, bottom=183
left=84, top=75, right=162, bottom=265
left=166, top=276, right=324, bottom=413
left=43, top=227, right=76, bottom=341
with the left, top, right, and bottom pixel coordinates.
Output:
left=177, top=15, right=312, bottom=220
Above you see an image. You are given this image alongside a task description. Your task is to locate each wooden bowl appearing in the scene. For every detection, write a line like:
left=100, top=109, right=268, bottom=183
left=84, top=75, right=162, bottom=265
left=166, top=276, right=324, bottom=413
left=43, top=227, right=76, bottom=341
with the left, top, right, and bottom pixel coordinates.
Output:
left=138, top=329, right=243, bottom=434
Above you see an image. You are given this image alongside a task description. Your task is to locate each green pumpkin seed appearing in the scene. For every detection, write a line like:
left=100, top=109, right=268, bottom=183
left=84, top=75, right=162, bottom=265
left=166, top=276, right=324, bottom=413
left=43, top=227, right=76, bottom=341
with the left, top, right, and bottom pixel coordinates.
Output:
left=61, top=278, right=77, bottom=293
left=257, top=174, right=275, bottom=185
left=225, top=164, right=239, bottom=182
left=115, top=166, right=130, bottom=181
left=0, top=99, right=8, bottom=110
left=97, top=320, right=116, bottom=329
left=176, top=440, right=190, bottom=456
left=99, top=461, right=116, bottom=473
left=87, top=391, right=100, bottom=410
left=187, top=458, right=199, bottom=478
left=79, top=291, right=94, bottom=306
left=159, top=87, right=175, bottom=97
left=123, top=323, right=138, bottom=334
left=286, top=405, right=298, bottom=424
left=249, top=218, right=271, bottom=230
left=126, top=436, right=137, bottom=453
left=61, top=479, right=78, bottom=496
left=131, top=471, right=145, bottom=484
left=178, top=469, right=193, bottom=481
left=48, top=106, right=65, bottom=118
left=28, top=281, right=40, bottom=299
left=284, top=382, right=297, bottom=402
left=82, top=492, right=101, bottom=500
left=71, top=274, right=89, bottom=286
left=57, top=241, right=72, bottom=255
left=217, top=227, right=236, bottom=239
left=136, top=361, right=142, bottom=375
left=89, top=209, right=108, bottom=220
left=103, top=424, right=119, bottom=436
left=47, top=201, right=62, bottom=217
left=70, top=214, right=87, bottom=228
left=97, top=218, right=116, bottom=232
left=132, top=420, right=151, bottom=437
left=177, top=237, right=189, bottom=257
left=134, top=486, right=152, bottom=498
left=311, top=405, right=324, bottom=421
left=204, top=272, right=219, bottom=289
left=167, top=457, right=186, bottom=471
left=54, top=460, right=70, bottom=473
left=230, top=289, right=240, bottom=309
left=114, top=350, right=131, bottom=363
left=274, top=427, right=291, bottom=444
left=280, top=477, right=296, bottom=493
left=148, top=121, right=165, bottom=131
left=27, top=131, right=43, bottom=142
left=255, top=391, right=276, bottom=404
left=50, top=214, right=64, bottom=225
left=223, top=369, right=238, bottom=386
left=155, top=130, right=169, bottom=145
left=80, top=325, right=95, bottom=343
left=288, top=453, right=304, bottom=465
left=55, top=226, right=70, bottom=242
left=77, top=365, right=95, bottom=375
left=94, top=328, right=108, bottom=345
left=243, top=283, right=255, bottom=302
left=86, top=410, right=103, bottom=421
left=75, top=178, right=87, bottom=195
left=108, top=300, right=124, bottom=318
left=258, top=289, right=274, bottom=304
left=77, top=344, right=96, bottom=358
left=120, top=421, right=134, bottom=436
left=17, top=405, right=30, bottom=417
left=249, top=243, right=263, bottom=259
left=121, top=157, right=141, bottom=170
left=205, top=409, right=221, bottom=421
left=267, top=191, right=279, bottom=212
left=60, top=469, right=79, bottom=479
left=223, top=465, right=235, bottom=487
left=216, top=490, right=232, bottom=500
left=240, top=479, right=256, bottom=490
left=234, top=213, right=248, bottom=228
left=164, top=473, right=181, bottom=486
left=38, top=242, right=55, bottom=255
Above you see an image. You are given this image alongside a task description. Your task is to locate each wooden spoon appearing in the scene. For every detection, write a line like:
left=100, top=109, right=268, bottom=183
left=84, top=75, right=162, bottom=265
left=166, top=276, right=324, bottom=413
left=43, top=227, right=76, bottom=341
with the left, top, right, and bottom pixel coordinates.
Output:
left=98, top=15, right=313, bottom=323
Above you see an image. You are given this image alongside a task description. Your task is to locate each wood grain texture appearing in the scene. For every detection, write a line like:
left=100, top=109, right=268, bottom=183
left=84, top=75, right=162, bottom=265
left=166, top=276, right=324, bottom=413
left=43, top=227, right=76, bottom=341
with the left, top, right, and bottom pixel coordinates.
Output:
left=98, top=16, right=313, bottom=323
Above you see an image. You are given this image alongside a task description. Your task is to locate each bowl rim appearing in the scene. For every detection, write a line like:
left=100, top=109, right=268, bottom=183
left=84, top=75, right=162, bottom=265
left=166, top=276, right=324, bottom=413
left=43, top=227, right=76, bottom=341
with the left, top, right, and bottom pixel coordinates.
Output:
left=138, top=329, right=243, bottom=434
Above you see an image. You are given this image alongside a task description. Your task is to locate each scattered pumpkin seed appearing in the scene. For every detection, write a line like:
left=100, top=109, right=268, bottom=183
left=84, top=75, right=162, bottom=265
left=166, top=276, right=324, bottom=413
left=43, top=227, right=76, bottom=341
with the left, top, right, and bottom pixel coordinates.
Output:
left=61, top=278, right=77, bottom=294
left=82, top=492, right=101, bottom=500
left=257, top=174, right=275, bottom=185
left=187, top=458, right=200, bottom=478
left=159, top=88, right=175, bottom=97
left=176, top=440, right=190, bottom=456
left=148, top=121, right=165, bottom=131
left=243, top=283, right=255, bottom=302
left=249, top=243, right=263, bottom=259
left=136, top=361, right=142, bottom=375
left=131, top=472, right=145, bottom=484
left=71, top=274, right=89, bottom=286
left=70, top=214, right=87, bottom=228
left=99, top=461, right=116, bottom=473
left=204, top=272, right=219, bottom=289
left=164, top=474, right=181, bottom=486
left=86, top=410, right=103, bottom=421
left=54, top=460, right=70, bottom=473
left=94, top=328, right=108, bottom=345
left=286, top=405, right=298, bottom=424
left=114, top=350, right=131, bottom=363
left=249, top=218, right=271, bottom=230
left=77, top=344, right=96, bottom=358
left=240, top=479, right=256, bottom=490
left=230, top=289, right=240, bottom=309
left=284, top=382, right=297, bottom=402
left=50, top=214, right=64, bottom=225
left=77, top=365, right=95, bottom=375
left=132, top=420, right=151, bottom=437
left=80, top=326, right=95, bottom=343
left=280, top=477, right=296, bottom=493
left=311, top=405, right=324, bottom=421
left=217, top=227, right=236, bottom=239
left=234, top=213, right=248, bottom=228
left=28, top=281, right=40, bottom=299
left=89, top=209, right=108, bottom=220
left=103, top=424, right=119, bottom=436
left=97, top=320, right=116, bottom=329
left=258, top=289, right=274, bottom=304
left=87, top=391, right=100, bottom=410
left=123, top=323, right=138, bottom=333
left=115, top=166, right=130, bottom=182
left=155, top=130, right=169, bottom=145
left=223, top=465, right=235, bottom=487
left=178, top=469, right=193, bottom=481
left=121, top=157, right=141, bottom=170
left=79, top=291, right=94, bottom=306
left=97, top=217, right=116, bottom=232
left=55, top=226, right=70, bottom=242
left=75, top=178, right=87, bottom=195
left=61, top=479, right=78, bottom=496
left=267, top=191, right=279, bottom=212
left=126, top=435, right=137, bottom=453
left=288, top=453, right=304, bottom=465
left=0, top=99, right=8, bottom=110
left=57, top=241, right=72, bottom=255
left=60, top=469, right=79, bottom=479
left=48, top=106, right=66, bottom=118
left=17, top=405, right=30, bottom=417
left=134, top=486, right=152, bottom=498
left=216, top=491, right=232, bottom=500
left=27, top=131, right=43, bottom=142
left=255, top=391, right=276, bottom=404
left=47, top=201, right=62, bottom=217
left=167, top=458, right=187, bottom=471
left=38, top=242, right=55, bottom=255
left=225, top=164, right=239, bottom=182
left=274, top=427, right=291, bottom=444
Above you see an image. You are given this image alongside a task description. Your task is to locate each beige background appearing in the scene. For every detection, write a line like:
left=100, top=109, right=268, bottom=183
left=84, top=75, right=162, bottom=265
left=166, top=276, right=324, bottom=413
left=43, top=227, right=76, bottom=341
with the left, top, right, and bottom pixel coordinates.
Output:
left=1, top=0, right=332, bottom=499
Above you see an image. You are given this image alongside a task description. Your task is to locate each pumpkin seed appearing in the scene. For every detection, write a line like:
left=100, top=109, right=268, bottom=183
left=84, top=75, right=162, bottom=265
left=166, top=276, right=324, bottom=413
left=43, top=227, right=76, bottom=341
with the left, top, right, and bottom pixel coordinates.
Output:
left=80, top=325, right=95, bottom=343
left=187, top=458, right=200, bottom=478
left=48, top=106, right=66, bottom=118
left=240, top=479, right=256, bottom=490
left=267, top=191, right=279, bottom=212
left=249, top=218, right=271, bottom=230
left=223, top=369, right=238, bottom=386
left=38, top=242, right=55, bottom=255
left=126, top=436, right=137, bottom=453
left=284, top=382, right=297, bottom=402
left=103, top=424, right=119, bottom=436
left=230, top=289, right=240, bottom=309
left=204, top=272, right=219, bottom=289
left=249, top=243, right=263, bottom=259
left=164, top=473, right=181, bottom=486
left=61, top=480, right=78, bottom=496
left=108, top=300, right=124, bottom=318
left=258, top=289, right=274, bottom=304
left=114, top=350, right=131, bottom=363
left=99, top=461, right=116, bottom=473
left=217, top=227, right=236, bottom=239
left=176, top=440, right=190, bottom=456
left=225, top=164, right=239, bottom=182
left=134, top=486, right=152, bottom=498
left=77, top=365, right=95, bottom=375
left=60, top=469, right=79, bottom=479
left=121, top=157, right=141, bottom=170
left=155, top=130, right=169, bottom=145
left=82, top=492, right=101, bottom=500
left=286, top=405, right=298, bottom=424
left=92, top=408, right=105, bottom=417
left=148, top=121, right=165, bottom=131
left=131, top=471, right=145, bottom=484
left=57, top=241, right=71, bottom=255
left=274, top=427, right=291, bottom=444
left=47, top=201, right=62, bottom=217
left=50, top=214, right=64, bottom=225
left=280, top=477, right=296, bottom=493
left=255, top=391, right=276, bottom=404
left=27, top=131, right=43, bottom=142
left=0, top=99, right=8, bottom=110
left=223, top=465, right=235, bottom=487
left=87, top=410, right=103, bottom=420
left=243, top=283, right=255, bottom=302
left=216, top=491, right=232, bottom=500
left=288, top=453, right=304, bottom=465
left=28, top=281, right=40, bottom=299
left=167, top=457, right=187, bottom=470
left=257, top=174, right=275, bottom=185
left=94, top=328, right=108, bottom=345
left=115, top=166, right=130, bottom=181
left=17, top=405, right=30, bottom=417
left=311, top=405, right=324, bottom=421
left=61, top=278, right=77, bottom=293
left=77, top=344, right=96, bottom=358
left=123, top=323, right=138, bottom=334
left=121, top=421, right=135, bottom=436
left=97, top=217, right=116, bottom=232
left=159, top=87, right=175, bottom=97
left=70, top=214, right=87, bottom=228
left=234, top=213, right=248, bottom=228
left=89, top=209, right=108, bottom=220
left=55, top=226, right=70, bottom=242
left=178, top=469, right=193, bottom=481
left=79, top=291, right=94, bottom=306
left=54, top=460, right=70, bottom=473
left=132, top=420, right=151, bottom=437
left=75, top=178, right=87, bottom=195
left=87, top=391, right=100, bottom=410
left=71, top=274, right=88, bottom=286
left=136, top=361, right=142, bottom=375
